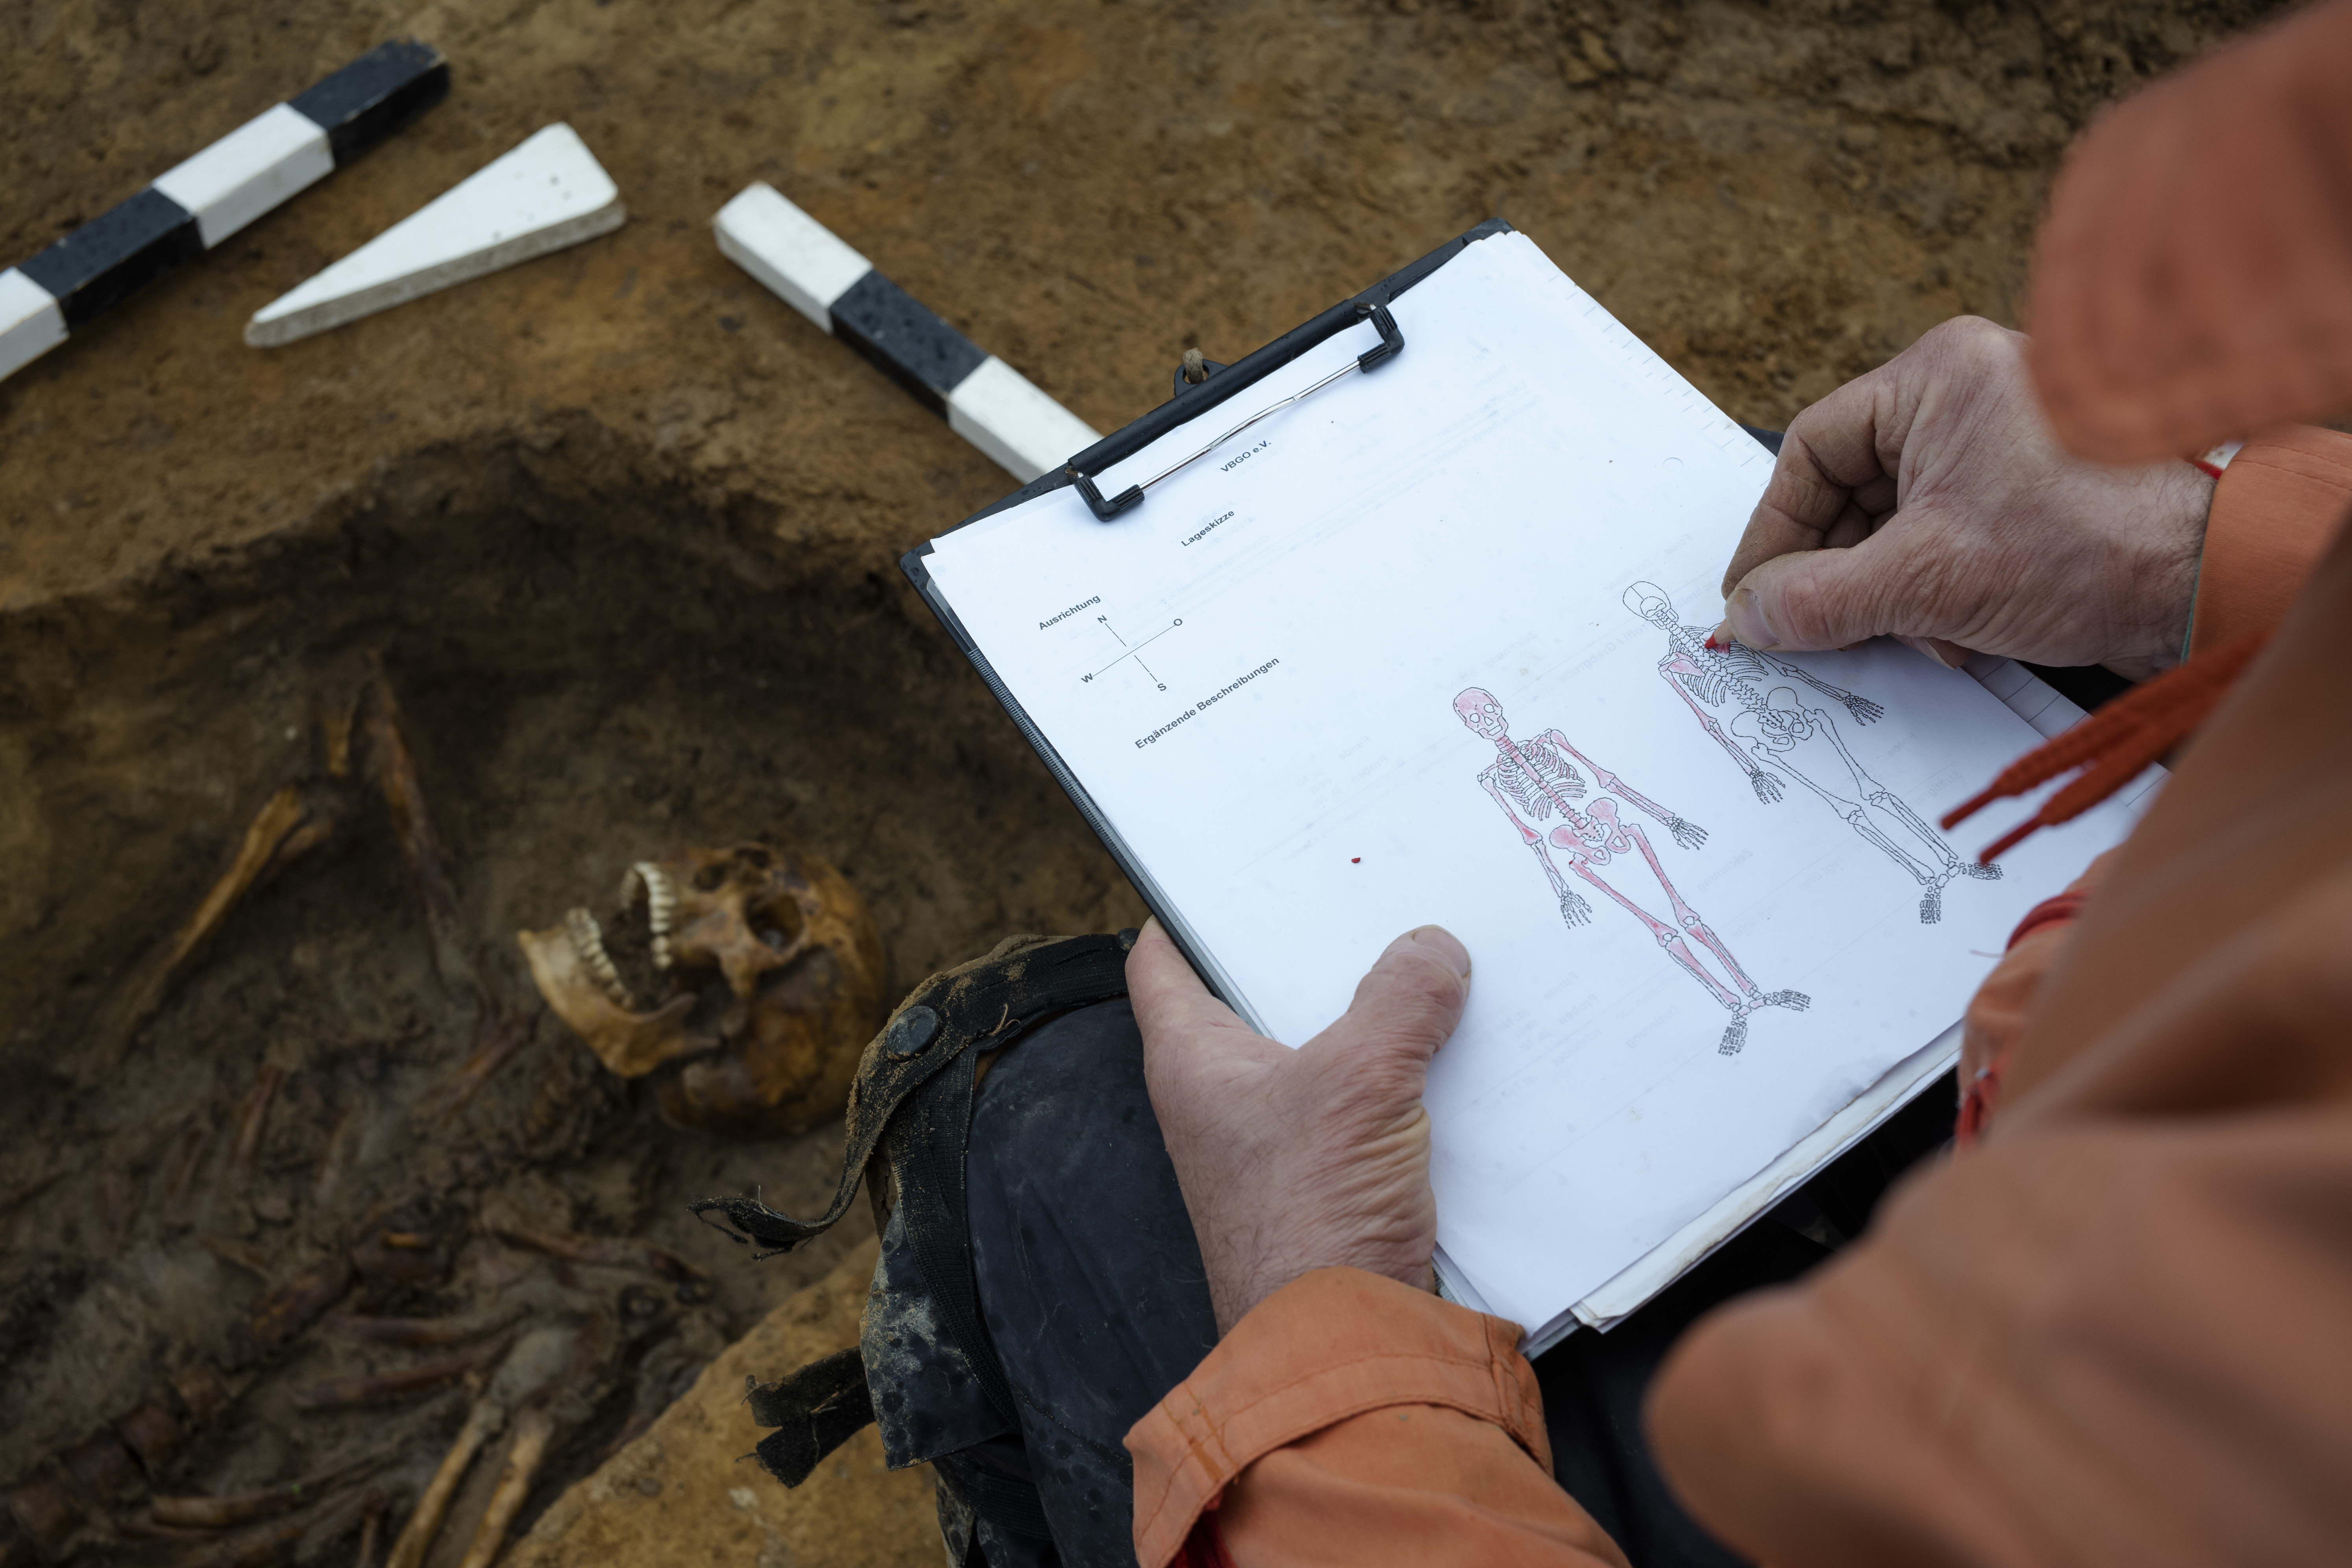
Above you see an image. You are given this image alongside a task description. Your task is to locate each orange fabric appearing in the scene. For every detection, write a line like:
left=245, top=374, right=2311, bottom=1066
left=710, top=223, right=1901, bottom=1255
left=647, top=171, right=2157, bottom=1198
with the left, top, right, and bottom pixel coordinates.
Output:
left=1124, top=1268, right=1627, bottom=1568
left=2001, top=891, right=2086, bottom=950
left=1172, top=1515, right=1238, bottom=1568
left=1953, top=852, right=2115, bottom=1147
left=1941, top=628, right=2269, bottom=862
left=1649, top=1111, right=2352, bottom=1567
left=2027, top=0, right=2352, bottom=463
left=1649, top=501, right=2352, bottom=1566
left=1952, top=920, right=2065, bottom=1146
left=2190, top=428, right=2352, bottom=652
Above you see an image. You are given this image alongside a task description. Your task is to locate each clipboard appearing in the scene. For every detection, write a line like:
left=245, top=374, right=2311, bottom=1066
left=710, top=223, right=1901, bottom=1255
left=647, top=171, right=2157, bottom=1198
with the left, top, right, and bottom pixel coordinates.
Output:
left=889, top=221, right=2098, bottom=1335
left=898, top=216, right=1786, bottom=999
left=900, top=219, right=1525, bottom=993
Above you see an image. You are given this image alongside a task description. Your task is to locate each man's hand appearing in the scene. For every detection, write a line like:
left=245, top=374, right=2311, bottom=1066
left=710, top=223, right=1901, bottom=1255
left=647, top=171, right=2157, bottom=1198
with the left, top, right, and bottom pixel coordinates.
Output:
left=1718, top=316, right=2215, bottom=681
left=1129, top=919, right=1471, bottom=1337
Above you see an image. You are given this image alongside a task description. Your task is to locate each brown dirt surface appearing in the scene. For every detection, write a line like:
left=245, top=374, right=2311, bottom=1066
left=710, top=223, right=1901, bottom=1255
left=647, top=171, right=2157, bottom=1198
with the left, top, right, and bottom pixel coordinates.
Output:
left=0, top=0, right=2289, bottom=1563
left=505, top=1237, right=939, bottom=1568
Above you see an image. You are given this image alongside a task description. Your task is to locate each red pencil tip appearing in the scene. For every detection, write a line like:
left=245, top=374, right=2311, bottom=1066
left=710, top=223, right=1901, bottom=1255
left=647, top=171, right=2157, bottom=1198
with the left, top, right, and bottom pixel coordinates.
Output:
left=1703, top=632, right=1722, bottom=650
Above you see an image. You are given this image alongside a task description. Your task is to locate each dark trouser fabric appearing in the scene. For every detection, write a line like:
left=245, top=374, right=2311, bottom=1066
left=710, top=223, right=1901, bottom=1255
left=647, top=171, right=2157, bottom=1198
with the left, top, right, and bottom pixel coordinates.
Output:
left=957, top=999, right=1219, bottom=1566
left=891, top=997, right=1949, bottom=1568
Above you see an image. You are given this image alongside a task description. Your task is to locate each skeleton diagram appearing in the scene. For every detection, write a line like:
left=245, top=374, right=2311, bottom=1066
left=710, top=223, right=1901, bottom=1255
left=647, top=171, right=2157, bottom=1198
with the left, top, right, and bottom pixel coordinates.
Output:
left=1620, top=582, right=2002, bottom=923
left=1454, top=688, right=1807, bottom=1055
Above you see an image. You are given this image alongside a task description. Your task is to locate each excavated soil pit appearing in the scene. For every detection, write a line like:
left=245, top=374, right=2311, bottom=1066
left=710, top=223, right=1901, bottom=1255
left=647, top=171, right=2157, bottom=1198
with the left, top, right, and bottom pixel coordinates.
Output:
left=0, top=427, right=1141, bottom=1564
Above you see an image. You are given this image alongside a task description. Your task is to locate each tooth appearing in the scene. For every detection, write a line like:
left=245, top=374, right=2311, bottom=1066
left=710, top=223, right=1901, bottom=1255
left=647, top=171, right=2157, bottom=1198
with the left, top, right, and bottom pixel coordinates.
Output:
left=635, top=863, right=677, bottom=969
left=634, top=864, right=675, bottom=925
left=565, top=907, right=635, bottom=1009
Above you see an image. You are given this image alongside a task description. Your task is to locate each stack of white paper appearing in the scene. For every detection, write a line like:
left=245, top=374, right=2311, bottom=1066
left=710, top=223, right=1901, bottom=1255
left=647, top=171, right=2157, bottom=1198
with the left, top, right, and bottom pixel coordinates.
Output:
left=920, top=232, right=2155, bottom=1344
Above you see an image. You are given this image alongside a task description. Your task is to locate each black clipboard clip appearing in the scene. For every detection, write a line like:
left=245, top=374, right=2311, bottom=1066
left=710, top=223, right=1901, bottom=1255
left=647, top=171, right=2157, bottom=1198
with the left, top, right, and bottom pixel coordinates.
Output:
left=1068, top=301, right=1403, bottom=522
left=900, top=217, right=1506, bottom=1008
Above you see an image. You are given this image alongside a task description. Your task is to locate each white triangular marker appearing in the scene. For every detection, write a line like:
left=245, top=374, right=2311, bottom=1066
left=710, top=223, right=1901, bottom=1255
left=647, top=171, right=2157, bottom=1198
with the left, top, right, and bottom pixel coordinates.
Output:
left=246, top=124, right=625, bottom=346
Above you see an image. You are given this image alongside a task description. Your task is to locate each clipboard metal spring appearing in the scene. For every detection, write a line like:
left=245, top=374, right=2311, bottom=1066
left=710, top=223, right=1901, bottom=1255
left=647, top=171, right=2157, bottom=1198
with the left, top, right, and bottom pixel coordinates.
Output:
left=1069, top=302, right=1403, bottom=522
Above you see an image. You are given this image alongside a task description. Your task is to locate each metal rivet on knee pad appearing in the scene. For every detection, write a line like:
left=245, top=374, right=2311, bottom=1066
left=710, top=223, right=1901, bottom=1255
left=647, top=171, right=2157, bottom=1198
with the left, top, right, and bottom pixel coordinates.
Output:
left=885, top=1005, right=940, bottom=1058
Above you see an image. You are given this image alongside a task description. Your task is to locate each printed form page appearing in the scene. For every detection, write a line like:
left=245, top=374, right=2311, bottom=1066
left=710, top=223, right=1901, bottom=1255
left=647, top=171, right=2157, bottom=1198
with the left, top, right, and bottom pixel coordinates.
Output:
left=921, top=232, right=2148, bottom=1332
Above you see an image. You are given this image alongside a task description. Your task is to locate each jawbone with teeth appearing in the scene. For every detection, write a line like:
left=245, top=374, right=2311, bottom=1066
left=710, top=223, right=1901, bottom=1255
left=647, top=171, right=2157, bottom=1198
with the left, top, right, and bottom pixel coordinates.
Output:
left=517, top=842, right=889, bottom=1138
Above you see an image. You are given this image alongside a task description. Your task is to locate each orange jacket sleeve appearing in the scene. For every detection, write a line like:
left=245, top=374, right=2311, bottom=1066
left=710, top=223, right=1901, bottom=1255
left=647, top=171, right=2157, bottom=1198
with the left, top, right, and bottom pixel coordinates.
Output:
left=2188, top=428, right=2352, bottom=653
left=1124, top=1268, right=1629, bottom=1568
left=2025, top=1, right=2352, bottom=463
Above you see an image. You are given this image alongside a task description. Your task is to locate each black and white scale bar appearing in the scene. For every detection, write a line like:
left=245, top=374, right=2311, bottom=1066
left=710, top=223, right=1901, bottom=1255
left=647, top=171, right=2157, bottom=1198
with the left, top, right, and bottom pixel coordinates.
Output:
left=0, top=39, right=450, bottom=383
left=714, top=183, right=1098, bottom=483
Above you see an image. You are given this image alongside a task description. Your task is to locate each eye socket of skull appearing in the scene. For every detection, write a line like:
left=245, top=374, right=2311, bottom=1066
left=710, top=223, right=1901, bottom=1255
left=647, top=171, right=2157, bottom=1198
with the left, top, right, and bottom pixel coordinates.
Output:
left=749, top=887, right=806, bottom=953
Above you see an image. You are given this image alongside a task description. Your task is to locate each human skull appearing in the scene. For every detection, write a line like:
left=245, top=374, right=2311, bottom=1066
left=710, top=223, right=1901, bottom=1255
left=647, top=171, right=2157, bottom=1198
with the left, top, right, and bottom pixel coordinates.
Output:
left=1453, top=687, right=1509, bottom=741
left=518, top=843, right=888, bottom=1138
left=1623, top=581, right=1676, bottom=630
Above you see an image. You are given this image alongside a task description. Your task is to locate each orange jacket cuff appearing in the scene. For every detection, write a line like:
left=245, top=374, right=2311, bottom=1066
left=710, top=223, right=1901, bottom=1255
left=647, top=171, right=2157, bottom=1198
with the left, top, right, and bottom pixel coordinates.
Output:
left=1124, top=1268, right=1550, bottom=1568
left=2190, top=428, right=2352, bottom=654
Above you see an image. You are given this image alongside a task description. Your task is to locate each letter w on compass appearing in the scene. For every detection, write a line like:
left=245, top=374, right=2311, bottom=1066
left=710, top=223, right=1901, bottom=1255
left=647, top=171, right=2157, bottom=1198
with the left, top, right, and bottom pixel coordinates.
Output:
left=1454, top=688, right=1807, bottom=1056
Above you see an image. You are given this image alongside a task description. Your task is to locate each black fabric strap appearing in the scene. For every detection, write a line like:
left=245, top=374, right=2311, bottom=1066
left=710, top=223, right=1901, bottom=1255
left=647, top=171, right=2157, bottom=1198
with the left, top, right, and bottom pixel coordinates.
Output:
left=893, top=1045, right=1013, bottom=1423
left=746, top=1349, right=876, bottom=1486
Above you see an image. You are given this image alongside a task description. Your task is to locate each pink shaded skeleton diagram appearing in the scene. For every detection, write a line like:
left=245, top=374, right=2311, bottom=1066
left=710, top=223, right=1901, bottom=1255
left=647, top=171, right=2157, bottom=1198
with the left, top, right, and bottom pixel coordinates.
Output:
left=1454, top=688, right=1807, bottom=1055
left=1621, top=582, right=2001, bottom=923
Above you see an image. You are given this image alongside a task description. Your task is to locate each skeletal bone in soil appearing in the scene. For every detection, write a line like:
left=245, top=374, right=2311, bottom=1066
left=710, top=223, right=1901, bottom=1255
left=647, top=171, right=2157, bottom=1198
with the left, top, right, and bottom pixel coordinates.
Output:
left=89, top=676, right=490, bottom=1077
left=381, top=1324, right=586, bottom=1568
left=0, top=669, right=760, bottom=1566
left=453, top=1404, right=557, bottom=1568
left=519, top=842, right=888, bottom=1137
left=148, top=1447, right=393, bottom=1528
left=481, top=1203, right=710, bottom=1298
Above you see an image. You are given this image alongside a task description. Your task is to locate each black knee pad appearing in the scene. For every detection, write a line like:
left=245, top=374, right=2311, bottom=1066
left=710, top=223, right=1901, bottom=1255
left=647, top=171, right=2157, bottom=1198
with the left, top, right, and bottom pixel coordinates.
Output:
left=697, top=930, right=1213, bottom=1568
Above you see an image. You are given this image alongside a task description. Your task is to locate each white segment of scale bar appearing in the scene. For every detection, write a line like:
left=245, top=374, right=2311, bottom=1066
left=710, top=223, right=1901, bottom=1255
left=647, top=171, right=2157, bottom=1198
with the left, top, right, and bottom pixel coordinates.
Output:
left=948, top=355, right=1102, bottom=484
left=713, top=183, right=873, bottom=334
left=0, top=269, right=67, bottom=381
left=153, top=103, right=336, bottom=250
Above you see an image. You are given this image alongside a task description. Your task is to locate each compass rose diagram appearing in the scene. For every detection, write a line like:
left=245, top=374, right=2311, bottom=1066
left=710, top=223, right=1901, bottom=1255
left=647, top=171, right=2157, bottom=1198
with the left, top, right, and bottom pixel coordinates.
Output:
left=1075, top=608, right=1183, bottom=693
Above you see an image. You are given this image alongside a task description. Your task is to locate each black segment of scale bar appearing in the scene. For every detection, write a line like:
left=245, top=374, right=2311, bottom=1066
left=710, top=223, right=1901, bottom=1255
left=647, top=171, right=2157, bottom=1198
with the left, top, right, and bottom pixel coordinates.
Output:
left=17, top=189, right=203, bottom=329
left=828, top=270, right=990, bottom=414
left=289, top=39, right=453, bottom=165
